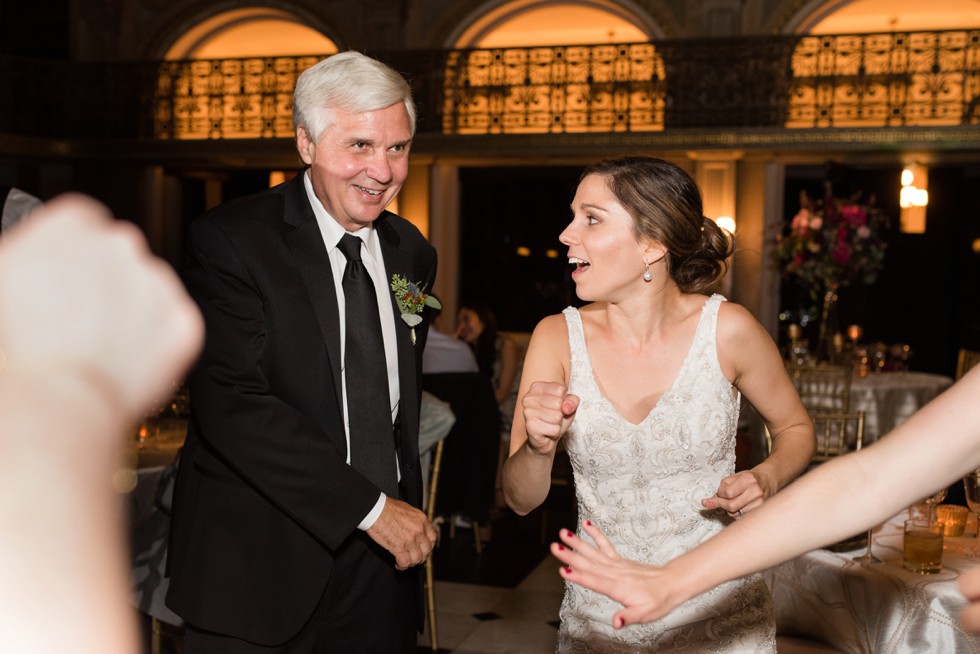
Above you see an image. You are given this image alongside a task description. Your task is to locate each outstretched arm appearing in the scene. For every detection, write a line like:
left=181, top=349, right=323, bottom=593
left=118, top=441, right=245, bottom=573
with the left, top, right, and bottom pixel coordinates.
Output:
left=0, top=195, right=204, bottom=654
left=553, top=367, right=980, bottom=628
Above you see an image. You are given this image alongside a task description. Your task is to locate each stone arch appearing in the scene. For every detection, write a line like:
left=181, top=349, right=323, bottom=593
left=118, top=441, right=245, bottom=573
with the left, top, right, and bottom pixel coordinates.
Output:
left=780, top=0, right=980, bottom=35
left=141, top=3, right=340, bottom=62
left=445, top=0, right=664, bottom=49
left=151, top=6, right=340, bottom=140
left=163, top=7, right=336, bottom=59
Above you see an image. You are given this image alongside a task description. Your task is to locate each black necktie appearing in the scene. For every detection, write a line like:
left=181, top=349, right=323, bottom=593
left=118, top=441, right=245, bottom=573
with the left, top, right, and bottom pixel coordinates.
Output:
left=337, top=233, right=398, bottom=497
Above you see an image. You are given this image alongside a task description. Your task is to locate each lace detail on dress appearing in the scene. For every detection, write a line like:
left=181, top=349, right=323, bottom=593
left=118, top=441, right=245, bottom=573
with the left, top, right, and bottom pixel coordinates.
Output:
left=557, top=295, right=775, bottom=653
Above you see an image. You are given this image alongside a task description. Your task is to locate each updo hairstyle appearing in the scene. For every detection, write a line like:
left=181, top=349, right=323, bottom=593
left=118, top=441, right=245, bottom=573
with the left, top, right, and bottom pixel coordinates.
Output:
left=579, top=155, right=734, bottom=293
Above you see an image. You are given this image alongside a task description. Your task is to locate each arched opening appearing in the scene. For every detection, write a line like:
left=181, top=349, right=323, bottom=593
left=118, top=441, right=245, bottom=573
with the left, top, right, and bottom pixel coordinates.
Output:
left=165, top=7, right=336, bottom=59
left=798, top=0, right=980, bottom=34
left=442, top=0, right=663, bottom=134
left=158, top=8, right=337, bottom=140
left=454, top=1, right=650, bottom=48
left=785, top=0, right=980, bottom=128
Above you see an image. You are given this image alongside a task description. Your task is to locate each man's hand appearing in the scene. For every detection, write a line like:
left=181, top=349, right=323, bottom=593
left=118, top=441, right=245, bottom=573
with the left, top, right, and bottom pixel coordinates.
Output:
left=366, top=498, right=438, bottom=570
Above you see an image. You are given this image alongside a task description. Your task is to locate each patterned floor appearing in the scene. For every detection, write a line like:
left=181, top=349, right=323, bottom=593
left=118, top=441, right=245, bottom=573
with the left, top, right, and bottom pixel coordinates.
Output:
left=417, top=508, right=573, bottom=654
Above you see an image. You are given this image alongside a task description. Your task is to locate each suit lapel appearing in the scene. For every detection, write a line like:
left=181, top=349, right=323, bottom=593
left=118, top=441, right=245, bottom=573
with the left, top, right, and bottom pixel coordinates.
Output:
left=282, top=177, right=344, bottom=415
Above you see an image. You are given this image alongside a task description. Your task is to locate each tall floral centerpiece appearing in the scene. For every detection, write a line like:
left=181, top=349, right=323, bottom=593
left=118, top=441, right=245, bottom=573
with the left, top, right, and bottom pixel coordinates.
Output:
left=773, top=184, right=888, bottom=360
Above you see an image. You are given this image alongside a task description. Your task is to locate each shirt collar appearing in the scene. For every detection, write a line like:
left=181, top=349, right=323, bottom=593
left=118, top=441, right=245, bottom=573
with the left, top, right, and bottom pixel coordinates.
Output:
left=303, top=170, right=377, bottom=252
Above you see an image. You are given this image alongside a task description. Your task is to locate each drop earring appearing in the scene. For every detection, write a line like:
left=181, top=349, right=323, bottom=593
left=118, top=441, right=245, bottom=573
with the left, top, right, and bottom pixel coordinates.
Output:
left=643, top=261, right=653, bottom=282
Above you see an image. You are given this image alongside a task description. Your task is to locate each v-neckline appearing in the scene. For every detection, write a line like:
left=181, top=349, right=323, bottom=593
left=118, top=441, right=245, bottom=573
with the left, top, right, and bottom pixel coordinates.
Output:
left=574, top=301, right=708, bottom=427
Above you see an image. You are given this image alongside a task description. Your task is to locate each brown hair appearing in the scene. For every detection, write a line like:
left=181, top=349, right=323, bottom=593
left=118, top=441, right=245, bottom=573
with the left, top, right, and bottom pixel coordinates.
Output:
left=580, top=155, right=734, bottom=293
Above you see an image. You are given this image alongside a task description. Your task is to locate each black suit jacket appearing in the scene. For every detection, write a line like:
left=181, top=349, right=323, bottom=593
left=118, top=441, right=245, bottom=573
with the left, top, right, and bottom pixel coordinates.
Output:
left=166, top=174, right=437, bottom=645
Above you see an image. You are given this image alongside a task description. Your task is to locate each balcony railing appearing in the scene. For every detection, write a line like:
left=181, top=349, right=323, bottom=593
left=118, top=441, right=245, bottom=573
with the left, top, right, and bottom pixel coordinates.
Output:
left=2, top=30, right=978, bottom=143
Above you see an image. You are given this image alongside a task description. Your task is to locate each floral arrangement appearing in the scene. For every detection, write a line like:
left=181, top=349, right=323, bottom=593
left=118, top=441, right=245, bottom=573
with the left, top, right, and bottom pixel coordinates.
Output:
left=773, top=186, right=889, bottom=300
left=390, top=274, right=441, bottom=344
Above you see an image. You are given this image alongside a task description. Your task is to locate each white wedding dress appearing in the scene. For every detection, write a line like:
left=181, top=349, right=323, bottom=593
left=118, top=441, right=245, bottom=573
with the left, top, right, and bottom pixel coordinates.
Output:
left=557, top=295, right=775, bottom=653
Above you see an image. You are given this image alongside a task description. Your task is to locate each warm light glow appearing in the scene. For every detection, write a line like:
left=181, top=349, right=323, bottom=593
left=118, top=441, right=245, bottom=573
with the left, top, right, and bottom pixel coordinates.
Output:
left=545, top=249, right=560, bottom=259
left=900, top=163, right=928, bottom=233
left=900, top=165, right=929, bottom=209
left=804, top=0, right=980, bottom=34
left=166, top=9, right=336, bottom=59
left=459, top=3, right=649, bottom=48
left=516, top=246, right=531, bottom=257
left=269, top=171, right=286, bottom=187
left=715, top=216, right=736, bottom=234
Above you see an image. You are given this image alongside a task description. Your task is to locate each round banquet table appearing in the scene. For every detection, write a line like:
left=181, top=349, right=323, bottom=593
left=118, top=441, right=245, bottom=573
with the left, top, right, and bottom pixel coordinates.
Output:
left=849, top=371, right=954, bottom=444
left=765, top=513, right=980, bottom=653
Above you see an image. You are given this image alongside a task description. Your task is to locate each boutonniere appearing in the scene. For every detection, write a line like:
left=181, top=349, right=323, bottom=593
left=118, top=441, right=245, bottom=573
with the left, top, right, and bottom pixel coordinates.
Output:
left=390, top=274, right=441, bottom=344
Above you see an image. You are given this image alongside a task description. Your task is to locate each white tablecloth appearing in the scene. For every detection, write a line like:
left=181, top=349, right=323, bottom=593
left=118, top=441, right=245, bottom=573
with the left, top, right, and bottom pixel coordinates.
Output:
left=765, top=515, right=980, bottom=653
left=850, top=372, right=954, bottom=444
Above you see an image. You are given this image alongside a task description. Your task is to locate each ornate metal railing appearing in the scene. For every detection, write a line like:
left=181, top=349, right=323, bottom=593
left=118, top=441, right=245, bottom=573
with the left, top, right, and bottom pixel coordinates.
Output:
left=787, top=30, right=980, bottom=127
left=1, top=30, right=978, bottom=142
left=153, top=56, right=322, bottom=139
left=441, top=43, right=665, bottom=133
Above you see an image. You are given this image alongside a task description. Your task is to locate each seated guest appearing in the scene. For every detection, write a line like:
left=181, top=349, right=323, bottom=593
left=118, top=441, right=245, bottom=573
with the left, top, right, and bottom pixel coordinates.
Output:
left=550, top=367, right=980, bottom=635
left=422, top=295, right=478, bottom=375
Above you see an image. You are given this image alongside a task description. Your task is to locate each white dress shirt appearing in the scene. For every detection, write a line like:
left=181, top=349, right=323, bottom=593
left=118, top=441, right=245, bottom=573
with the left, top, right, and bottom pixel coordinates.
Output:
left=304, top=172, right=399, bottom=529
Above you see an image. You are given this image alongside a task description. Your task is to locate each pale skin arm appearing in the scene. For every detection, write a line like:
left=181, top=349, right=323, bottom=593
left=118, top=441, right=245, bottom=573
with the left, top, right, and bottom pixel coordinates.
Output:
left=553, top=367, right=980, bottom=629
left=501, top=315, right=576, bottom=515
left=701, top=303, right=815, bottom=516
left=0, top=195, right=204, bottom=654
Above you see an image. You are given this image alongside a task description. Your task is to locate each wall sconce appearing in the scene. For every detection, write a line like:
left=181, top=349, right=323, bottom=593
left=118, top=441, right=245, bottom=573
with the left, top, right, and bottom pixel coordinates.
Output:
left=900, top=163, right=928, bottom=234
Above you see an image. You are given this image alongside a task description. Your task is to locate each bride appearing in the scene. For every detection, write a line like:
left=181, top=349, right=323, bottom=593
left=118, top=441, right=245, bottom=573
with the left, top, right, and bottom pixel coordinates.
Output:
left=502, top=156, right=815, bottom=652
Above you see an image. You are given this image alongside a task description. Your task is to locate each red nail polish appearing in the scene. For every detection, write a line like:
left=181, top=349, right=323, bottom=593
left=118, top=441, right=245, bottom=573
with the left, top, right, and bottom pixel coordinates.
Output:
left=557, top=544, right=565, bottom=551
left=615, top=617, right=624, bottom=628
left=564, top=567, right=572, bottom=573
left=585, top=520, right=592, bottom=526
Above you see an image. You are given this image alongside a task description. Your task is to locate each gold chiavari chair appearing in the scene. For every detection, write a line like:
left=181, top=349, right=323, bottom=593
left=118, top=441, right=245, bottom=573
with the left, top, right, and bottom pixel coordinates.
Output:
left=786, top=363, right=853, bottom=413
left=957, top=348, right=980, bottom=380
left=810, top=411, right=865, bottom=466
left=424, top=438, right=446, bottom=651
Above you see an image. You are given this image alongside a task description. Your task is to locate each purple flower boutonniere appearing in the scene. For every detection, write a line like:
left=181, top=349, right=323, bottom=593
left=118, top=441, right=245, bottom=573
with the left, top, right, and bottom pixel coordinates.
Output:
left=390, top=274, right=441, bottom=344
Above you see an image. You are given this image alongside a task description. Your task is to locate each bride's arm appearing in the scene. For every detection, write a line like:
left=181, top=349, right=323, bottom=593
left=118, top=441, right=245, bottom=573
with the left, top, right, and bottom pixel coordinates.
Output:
left=704, top=303, right=815, bottom=515
left=502, top=314, right=574, bottom=515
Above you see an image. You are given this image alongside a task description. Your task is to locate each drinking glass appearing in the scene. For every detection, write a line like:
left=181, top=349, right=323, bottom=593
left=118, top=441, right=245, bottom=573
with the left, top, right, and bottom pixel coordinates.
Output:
left=920, top=487, right=948, bottom=522
left=852, top=526, right=881, bottom=564
left=904, top=519, right=944, bottom=573
left=964, top=471, right=980, bottom=514
left=963, top=471, right=980, bottom=545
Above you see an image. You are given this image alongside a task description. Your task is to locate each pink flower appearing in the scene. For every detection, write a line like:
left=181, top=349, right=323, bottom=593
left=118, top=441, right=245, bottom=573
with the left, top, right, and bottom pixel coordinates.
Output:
left=832, top=242, right=853, bottom=265
left=840, top=205, right=867, bottom=227
left=792, top=210, right=810, bottom=234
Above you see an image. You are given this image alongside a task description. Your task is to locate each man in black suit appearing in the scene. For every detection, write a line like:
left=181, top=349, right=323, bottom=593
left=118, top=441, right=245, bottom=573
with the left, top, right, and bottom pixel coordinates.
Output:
left=166, top=51, right=438, bottom=653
